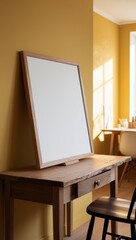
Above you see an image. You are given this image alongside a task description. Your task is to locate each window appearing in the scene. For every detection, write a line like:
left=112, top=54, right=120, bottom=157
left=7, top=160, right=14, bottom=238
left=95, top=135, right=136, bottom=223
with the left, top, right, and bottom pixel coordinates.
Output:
left=130, top=32, right=136, bottom=119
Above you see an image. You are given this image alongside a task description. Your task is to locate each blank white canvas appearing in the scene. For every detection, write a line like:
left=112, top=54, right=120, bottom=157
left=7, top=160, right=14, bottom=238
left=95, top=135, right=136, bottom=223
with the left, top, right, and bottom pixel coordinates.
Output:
left=26, top=56, right=92, bottom=165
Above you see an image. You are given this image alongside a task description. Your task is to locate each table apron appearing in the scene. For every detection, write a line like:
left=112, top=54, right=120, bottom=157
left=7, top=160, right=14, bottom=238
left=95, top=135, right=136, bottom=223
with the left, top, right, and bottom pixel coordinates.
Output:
left=8, top=168, right=116, bottom=205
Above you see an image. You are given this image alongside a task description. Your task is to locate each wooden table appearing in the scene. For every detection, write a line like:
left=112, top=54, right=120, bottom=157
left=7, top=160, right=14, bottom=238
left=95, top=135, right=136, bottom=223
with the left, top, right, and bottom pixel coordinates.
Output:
left=102, top=128, right=136, bottom=154
left=0, top=154, right=131, bottom=240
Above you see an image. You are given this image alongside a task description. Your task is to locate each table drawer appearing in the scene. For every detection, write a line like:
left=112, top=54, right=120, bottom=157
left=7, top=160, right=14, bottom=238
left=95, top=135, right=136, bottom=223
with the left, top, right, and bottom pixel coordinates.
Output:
left=78, top=170, right=112, bottom=197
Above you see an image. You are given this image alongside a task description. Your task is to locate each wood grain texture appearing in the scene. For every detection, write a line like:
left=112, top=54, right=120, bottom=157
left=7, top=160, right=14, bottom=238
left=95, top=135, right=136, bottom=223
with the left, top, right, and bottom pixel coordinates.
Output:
left=0, top=154, right=131, bottom=187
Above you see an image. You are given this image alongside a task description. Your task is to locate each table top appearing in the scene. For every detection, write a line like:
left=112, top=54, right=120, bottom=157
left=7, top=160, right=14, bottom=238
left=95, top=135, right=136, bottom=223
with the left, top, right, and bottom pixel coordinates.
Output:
left=0, top=155, right=131, bottom=187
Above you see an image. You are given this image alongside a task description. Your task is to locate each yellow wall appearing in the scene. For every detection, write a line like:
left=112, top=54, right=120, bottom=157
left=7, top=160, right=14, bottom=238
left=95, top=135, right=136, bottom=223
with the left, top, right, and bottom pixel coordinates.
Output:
left=0, top=0, right=93, bottom=239
left=93, top=13, right=119, bottom=153
left=119, top=23, right=136, bottom=119
left=93, top=14, right=136, bottom=154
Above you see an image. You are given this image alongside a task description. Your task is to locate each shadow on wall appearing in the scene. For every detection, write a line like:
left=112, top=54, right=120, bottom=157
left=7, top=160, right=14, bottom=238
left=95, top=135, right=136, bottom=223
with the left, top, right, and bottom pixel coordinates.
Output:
left=6, top=53, right=36, bottom=170
left=93, top=132, right=111, bottom=155
left=93, top=131, right=119, bottom=156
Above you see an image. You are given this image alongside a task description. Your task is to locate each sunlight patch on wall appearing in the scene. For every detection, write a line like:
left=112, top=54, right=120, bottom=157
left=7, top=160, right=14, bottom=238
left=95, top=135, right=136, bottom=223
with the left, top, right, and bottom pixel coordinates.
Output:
left=93, top=59, right=113, bottom=140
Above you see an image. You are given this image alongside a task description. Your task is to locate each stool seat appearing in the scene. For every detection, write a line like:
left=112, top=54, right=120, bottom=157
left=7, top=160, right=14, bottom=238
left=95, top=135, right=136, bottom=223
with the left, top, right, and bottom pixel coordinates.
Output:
left=87, top=197, right=135, bottom=223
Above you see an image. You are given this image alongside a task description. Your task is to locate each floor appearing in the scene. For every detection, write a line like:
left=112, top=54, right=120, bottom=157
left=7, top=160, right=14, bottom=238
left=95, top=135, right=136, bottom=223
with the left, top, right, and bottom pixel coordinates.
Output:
left=64, top=164, right=136, bottom=240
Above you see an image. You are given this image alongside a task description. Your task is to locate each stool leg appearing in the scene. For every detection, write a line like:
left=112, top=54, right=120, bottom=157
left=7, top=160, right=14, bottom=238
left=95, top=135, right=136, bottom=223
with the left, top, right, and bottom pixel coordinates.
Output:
left=119, top=162, right=128, bottom=186
left=102, top=218, right=109, bottom=240
left=86, top=215, right=95, bottom=240
left=131, top=224, right=136, bottom=240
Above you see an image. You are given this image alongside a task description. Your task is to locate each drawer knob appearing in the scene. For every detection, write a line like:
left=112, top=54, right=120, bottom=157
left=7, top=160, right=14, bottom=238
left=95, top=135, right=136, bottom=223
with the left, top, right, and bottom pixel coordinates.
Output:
left=94, top=180, right=100, bottom=187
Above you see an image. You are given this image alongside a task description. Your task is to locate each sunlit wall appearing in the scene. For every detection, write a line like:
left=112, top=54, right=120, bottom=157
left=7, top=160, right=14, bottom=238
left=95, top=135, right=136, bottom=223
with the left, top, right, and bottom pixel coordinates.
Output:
left=93, top=13, right=119, bottom=153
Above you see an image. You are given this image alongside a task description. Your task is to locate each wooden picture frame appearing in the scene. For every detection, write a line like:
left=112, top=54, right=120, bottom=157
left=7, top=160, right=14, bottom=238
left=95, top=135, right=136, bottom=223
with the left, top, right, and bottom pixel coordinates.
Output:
left=20, top=51, right=93, bottom=169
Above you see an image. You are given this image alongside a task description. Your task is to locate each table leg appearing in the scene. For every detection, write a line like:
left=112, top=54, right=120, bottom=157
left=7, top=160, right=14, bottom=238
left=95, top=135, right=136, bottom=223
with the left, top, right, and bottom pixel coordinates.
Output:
left=5, top=180, right=14, bottom=240
left=110, top=167, right=118, bottom=240
left=109, top=132, right=115, bottom=154
left=66, top=202, right=73, bottom=236
left=109, top=131, right=120, bottom=155
left=53, top=186, right=64, bottom=240
left=0, top=180, right=4, bottom=240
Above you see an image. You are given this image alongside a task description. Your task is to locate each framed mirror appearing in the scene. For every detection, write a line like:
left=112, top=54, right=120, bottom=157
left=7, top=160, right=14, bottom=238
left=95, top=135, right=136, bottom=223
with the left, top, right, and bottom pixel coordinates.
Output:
left=20, top=51, right=93, bottom=169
